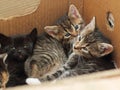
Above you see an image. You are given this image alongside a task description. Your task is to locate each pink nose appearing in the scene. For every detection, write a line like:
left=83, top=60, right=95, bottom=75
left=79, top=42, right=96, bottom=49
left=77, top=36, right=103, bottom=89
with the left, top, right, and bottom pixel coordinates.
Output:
left=74, top=45, right=81, bottom=49
left=71, top=31, right=78, bottom=37
left=72, top=33, right=78, bottom=37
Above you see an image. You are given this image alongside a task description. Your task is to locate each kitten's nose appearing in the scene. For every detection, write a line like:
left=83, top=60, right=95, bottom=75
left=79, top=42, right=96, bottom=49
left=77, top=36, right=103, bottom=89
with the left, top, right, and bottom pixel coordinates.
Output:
left=72, top=34, right=78, bottom=37
left=71, top=31, right=78, bottom=37
left=74, top=44, right=81, bottom=49
left=74, top=42, right=80, bottom=49
left=72, top=33, right=78, bottom=37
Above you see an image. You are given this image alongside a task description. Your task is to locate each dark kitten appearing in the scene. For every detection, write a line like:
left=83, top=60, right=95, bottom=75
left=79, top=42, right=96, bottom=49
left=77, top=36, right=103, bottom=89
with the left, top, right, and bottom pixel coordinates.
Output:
left=0, top=28, right=37, bottom=87
left=0, top=53, right=9, bottom=89
left=41, top=17, right=115, bottom=81
left=25, top=4, right=85, bottom=85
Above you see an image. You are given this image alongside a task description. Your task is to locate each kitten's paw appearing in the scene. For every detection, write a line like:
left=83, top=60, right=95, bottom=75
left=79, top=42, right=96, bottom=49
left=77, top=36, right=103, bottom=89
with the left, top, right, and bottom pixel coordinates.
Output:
left=26, top=78, right=41, bottom=85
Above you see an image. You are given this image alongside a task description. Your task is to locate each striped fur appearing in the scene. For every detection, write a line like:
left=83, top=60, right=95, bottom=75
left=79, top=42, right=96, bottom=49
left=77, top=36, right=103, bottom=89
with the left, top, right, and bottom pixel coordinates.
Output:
left=0, top=53, right=9, bottom=89
left=25, top=33, right=67, bottom=79
left=25, top=4, right=85, bottom=84
left=41, top=17, right=115, bottom=81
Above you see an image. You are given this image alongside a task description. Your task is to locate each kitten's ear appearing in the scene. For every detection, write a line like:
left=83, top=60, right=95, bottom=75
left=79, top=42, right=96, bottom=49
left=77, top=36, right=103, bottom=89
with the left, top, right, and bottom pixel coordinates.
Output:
left=44, top=26, right=60, bottom=40
left=68, top=4, right=82, bottom=19
left=99, top=43, right=113, bottom=56
left=0, top=53, right=8, bottom=64
left=0, top=33, right=11, bottom=47
left=0, top=33, right=9, bottom=41
left=29, top=28, right=38, bottom=42
left=84, top=17, right=95, bottom=31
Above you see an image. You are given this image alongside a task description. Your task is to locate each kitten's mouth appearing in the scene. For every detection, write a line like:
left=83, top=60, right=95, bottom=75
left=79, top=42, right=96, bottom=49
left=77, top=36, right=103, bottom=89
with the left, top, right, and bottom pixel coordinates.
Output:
left=73, top=49, right=81, bottom=54
left=15, top=54, right=26, bottom=59
left=19, top=55, right=24, bottom=58
left=12, top=52, right=28, bottom=61
left=73, top=48, right=85, bottom=56
left=17, top=54, right=28, bottom=61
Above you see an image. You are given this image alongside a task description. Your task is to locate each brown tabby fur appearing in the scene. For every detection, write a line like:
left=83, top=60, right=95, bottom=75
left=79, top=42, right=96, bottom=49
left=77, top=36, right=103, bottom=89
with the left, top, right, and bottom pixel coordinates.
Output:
left=24, top=4, right=85, bottom=84
left=0, top=53, right=9, bottom=90
left=41, top=17, right=115, bottom=81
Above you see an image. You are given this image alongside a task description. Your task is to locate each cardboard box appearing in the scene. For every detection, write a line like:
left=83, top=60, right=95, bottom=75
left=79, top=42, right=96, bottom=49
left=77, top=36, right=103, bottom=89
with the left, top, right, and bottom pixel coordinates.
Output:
left=83, top=0, right=120, bottom=68
left=0, top=0, right=119, bottom=90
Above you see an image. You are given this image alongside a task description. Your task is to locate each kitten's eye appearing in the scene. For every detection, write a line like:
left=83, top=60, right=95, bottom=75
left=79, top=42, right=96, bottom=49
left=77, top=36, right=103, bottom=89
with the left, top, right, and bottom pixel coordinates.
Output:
left=75, top=25, right=79, bottom=30
left=82, top=47, right=87, bottom=51
left=75, top=25, right=81, bottom=30
left=82, top=47, right=88, bottom=53
left=78, top=36, right=81, bottom=41
left=65, top=33, right=71, bottom=37
left=79, top=37, right=81, bottom=41
left=0, top=44, right=1, bottom=48
left=24, top=45, right=29, bottom=48
left=11, top=47, right=15, bottom=50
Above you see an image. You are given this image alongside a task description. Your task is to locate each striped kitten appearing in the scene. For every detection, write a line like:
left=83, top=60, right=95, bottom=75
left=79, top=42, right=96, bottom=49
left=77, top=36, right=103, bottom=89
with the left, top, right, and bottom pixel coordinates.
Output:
left=25, top=4, right=85, bottom=85
left=0, top=53, right=9, bottom=90
left=45, top=4, right=85, bottom=57
left=41, top=17, right=115, bottom=81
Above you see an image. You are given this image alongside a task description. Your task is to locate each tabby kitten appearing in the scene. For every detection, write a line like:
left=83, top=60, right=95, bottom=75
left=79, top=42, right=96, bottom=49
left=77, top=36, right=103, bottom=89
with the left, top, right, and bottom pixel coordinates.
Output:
left=0, top=28, right=37, bottom=87
left=41, top=17, right=115, bottom=81
left=0, top=53, right=9, bottom=89
left=25, top=4, right=84, bottom=85
left=45, top=4, right=85, bottom=56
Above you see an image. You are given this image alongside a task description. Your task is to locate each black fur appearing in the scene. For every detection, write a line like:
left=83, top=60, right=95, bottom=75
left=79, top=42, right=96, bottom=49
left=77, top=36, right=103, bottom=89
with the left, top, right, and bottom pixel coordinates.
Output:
left=0, top=28, right=37, bottom=87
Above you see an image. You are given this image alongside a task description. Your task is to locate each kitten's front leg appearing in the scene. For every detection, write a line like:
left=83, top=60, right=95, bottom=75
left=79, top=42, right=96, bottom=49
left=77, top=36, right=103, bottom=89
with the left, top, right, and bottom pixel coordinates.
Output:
left=39, top=66, right=66, bottom=82
left=41, top=53, right=79, bottom=81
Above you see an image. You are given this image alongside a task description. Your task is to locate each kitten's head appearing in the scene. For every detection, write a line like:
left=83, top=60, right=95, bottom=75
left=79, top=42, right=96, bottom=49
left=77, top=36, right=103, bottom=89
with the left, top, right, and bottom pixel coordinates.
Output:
left=8, top=28, right=37, bottom=61
left=44, top=4, right=85, bottom=44
left=73, top=17, right=113, bottom=58
left=0, top=53, right=9, bottom=89
left=0, top=28, right=37, bottom=62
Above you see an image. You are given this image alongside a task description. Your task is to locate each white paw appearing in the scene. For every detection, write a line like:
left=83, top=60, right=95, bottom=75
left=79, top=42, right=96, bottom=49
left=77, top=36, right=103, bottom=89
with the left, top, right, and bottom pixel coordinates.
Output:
left=26, top=78, right=41, bottom=85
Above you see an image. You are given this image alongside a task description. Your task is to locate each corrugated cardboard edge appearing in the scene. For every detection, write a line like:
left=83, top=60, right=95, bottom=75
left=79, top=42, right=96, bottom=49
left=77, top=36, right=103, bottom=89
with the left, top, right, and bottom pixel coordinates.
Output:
left=6, top=69, right=120, bottom=90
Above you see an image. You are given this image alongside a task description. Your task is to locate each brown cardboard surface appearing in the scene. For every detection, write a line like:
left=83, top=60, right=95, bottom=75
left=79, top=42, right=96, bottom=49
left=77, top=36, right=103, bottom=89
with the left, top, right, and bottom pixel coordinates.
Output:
left=0, top=0, right=83, bottom=36
left=0, top=0, right=120, bottom=89
left=6, top=69, right=120, bottom=90
left=0, top=0, right=40, bottom=19
left=83, top=0, right=120, bottom=67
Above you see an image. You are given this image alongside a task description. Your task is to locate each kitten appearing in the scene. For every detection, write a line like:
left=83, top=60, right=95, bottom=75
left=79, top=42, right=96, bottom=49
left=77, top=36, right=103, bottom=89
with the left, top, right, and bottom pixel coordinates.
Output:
left=45, top=4, right=85, bottom=56
left=0, top=53, right=9, bottom=90
left=25, top=4, right=85, bottom=85
left=41, top=17, right=115, bottom=81
left=0, top=28, right=37, bottom=87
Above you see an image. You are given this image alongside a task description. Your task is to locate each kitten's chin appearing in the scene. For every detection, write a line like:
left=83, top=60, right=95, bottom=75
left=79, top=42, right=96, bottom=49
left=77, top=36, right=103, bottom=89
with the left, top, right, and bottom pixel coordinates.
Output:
left=19, top=55, right=26, bottom=59
left=73, top=50, right=86, bottom=57
left=73, top=49, right=82, bottom=55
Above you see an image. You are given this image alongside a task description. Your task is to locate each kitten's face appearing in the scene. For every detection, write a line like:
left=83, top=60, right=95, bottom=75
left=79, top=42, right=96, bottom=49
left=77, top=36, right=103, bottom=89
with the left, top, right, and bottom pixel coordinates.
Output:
left=0, top=53, right=9, bottom=89
left=73, top=17, right=113, bottom=58
left=44, top=4, right=85, bottom=44
left=9, top=28, right=37, bottom=61
left=0, top=28, right=37, bottom=62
